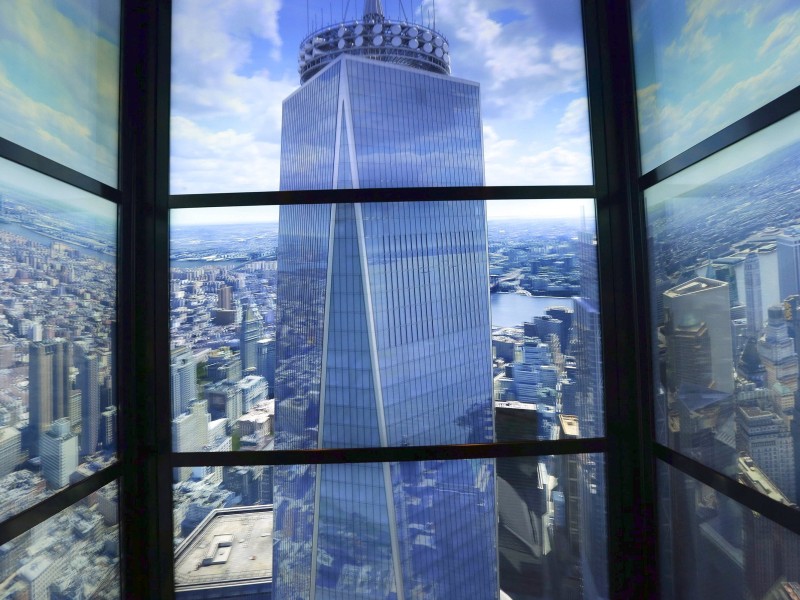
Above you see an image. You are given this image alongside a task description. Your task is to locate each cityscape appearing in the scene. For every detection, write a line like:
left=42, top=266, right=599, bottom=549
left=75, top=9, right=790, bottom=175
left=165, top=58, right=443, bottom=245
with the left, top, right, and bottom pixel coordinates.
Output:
left=0, top=173, right=119, bottom=598
left=649, top=131, right=800, bottom=598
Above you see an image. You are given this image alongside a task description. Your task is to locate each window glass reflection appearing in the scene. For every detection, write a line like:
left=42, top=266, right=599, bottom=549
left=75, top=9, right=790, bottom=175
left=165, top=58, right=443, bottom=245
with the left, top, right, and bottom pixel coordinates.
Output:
left=174, top=456, right=606, bottom=599
left=632, top=0, right=800, bottom=172
left=0, top=158, right=117, bottom=524
left=647, top=112, right=800, bottom=504
left=169, top=199, right=603, bottom=457
left=659, top=461, right=800, bottom=600
left=0, top=480, right=119, bottom=598
left=0, top=0, right=120, bottom=186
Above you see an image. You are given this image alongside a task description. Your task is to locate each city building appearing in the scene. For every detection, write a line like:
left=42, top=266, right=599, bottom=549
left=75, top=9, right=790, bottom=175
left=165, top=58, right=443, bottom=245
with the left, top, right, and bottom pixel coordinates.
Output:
left=745, top=252, right=764, bottom=338
left=272, top=2, right=497, bottom=597
left=777, top=227, right=800, bottom=302
left=664, top=278, right=734, bottom=394
left=40, top=418, right=78, bottom=489
left=0, top=426, right=21, bottom=478
left=79, top=352, right=100, bottom=457
left=171, top=346, right=197, bottom=419
left=758, top=305, right=799, bottom=415
left=28, top=339, right=72, bottom=455
left=256, top=337, right=276, bottom=395
left=174, top=506, right=273, bottom=599
left=172, top=401, right=210, bottom=481
left=239, top=302, right=263, bottom=373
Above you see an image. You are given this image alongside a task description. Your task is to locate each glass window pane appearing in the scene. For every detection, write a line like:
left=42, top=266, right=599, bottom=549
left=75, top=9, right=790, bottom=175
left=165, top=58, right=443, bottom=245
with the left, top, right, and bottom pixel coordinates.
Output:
left=0, top=480, right=119, bottom=598
left=647, top=112, right=800, bottom=503
left=170, top=1, right=591, bottom=193
left=658, top=461, right=800, bottom=600
left=174, top=456, right=606, bottom=599
left=0, top=1, right=120, bottom=186
left=0, top=158, right=117, bottom=524
left=631, top=1, right=800, bottom=173
left=169, top=199, right=602, bottom=455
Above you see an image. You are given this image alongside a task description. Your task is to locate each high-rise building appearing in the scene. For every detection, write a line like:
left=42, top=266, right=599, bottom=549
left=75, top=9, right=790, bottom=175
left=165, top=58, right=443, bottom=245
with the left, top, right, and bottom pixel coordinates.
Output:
left=663, top=277, right=734, bottom=394
left=40, top=418, right=78, bottom=489
left=758, top=305, right=799, bottom=415
left=79, top=353, right=100, bottom=457
left=239, top=302, right=262, bottom=373
left=170, top=346, right=197, bottom=419
left=255, top=336, right=276, bottom=395
left=777, top=226, right=800, bottom=302
left=0, top=425, right=21, bottom=478
left=28, top=339, right=72, bottom=455
left=273, top=3, right=497, bottom=598
left=745, top=252, right=764, bottom=338
left=573, top=225, right=607, bottom=598
left=172, top=400, right=209, bottom=482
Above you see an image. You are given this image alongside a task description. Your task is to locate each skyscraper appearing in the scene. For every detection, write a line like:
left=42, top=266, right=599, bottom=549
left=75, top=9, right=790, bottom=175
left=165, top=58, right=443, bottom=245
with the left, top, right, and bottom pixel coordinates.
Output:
left=777, top=226, right=800, bottom=302
left=273, top=2, right=497, bottom=598
left=239, top=301, right=262, bottom=373
left=745, top=252, right=764, bottom=338
left=758, top=305, right=799, bottom=415
left=170, top=346, right=196, bottom=419
left=79, top=353, right=100, bottom=457
left=28, top=339, right=72, bottom=455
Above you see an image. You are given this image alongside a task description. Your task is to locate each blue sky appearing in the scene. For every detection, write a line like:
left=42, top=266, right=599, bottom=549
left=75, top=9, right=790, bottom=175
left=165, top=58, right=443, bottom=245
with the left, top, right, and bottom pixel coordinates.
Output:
left=632, top=0, right=800, bottom=172
left=170, top=0, right=592, bottom=193
left=0, top=0, right=119, bottom=186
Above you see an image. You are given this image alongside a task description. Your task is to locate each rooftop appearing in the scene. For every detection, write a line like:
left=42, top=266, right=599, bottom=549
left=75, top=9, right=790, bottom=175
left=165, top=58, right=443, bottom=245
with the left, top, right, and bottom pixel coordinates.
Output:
left=174, top=505, right=273, bottom=593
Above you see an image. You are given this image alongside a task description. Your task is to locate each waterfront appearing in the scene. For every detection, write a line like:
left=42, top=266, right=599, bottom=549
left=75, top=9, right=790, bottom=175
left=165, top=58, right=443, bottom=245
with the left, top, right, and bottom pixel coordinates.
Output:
left=490, top=292, right=572, bottom=328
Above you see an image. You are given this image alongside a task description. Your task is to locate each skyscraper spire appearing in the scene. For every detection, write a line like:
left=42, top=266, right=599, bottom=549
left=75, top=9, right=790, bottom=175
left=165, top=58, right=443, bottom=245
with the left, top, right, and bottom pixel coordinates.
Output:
left=363, top=0, right=384, bottom=21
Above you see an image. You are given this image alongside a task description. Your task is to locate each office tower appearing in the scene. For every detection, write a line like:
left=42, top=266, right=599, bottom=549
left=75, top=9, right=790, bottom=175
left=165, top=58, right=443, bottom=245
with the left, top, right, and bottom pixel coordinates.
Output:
left=99, top=406, right=117, bottom=450
left=745, top=252, right=764, bottom=338
left=79, top=353, right=99, bottom=457
left=706, top=258, right=740, bottom=308
left=206, top=347, right=242, bottom=383
left=239, top=302, right=262, bottom=373
left=40, top=418, right=78, bottom=489
left=273, top=2, right=496, bottom=598
left=217, top=284, right=232, bottom=310
left=170, top=346, right=197, bottom=418
left=205, top=380, right=243, bottom=422
left=238, top=374, right=266, bottom=413
left=28, top=339, right=72, bottom=455
left=663, top=277, right=734, bottom=394
left=172, top=400, right=209, bottom=481
left=758, top=305, right=799, bottom=414
left=777, top=226, right=800, bottom=302
left=0, top=426, right=21, bottom=477
left=736, top=390, right=795, bottom=503
left=573, top=223, right=607, bottom=598
left=256, top=336, right=276, bottom=395
left=546, top=305, right=573, bottom=352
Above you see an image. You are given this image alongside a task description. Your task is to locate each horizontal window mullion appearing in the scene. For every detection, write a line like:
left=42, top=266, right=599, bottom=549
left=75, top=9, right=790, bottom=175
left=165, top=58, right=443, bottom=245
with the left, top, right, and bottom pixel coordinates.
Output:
left=640, top=84, right=800, bottom=190
left=0, top=462, right=120, bottom=546
left=171, top=437, right=607, bottom=467
left=0, top=137, right=122, bottom=203
left=169, top=185, right=597, bottom=209
left=655, top=444, right=800, bottom=538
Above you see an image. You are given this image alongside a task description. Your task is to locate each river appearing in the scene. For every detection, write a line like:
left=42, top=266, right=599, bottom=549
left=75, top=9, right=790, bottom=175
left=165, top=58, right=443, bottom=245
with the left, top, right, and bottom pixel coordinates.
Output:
left=490, top=293, right=573, bottom=328
left=1, top=222, right=115, bottom=265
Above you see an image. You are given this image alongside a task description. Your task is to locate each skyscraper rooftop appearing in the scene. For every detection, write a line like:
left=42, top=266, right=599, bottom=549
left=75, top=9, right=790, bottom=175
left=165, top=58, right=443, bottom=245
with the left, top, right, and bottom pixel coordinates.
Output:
left=298, top=0, right=450, bottom=83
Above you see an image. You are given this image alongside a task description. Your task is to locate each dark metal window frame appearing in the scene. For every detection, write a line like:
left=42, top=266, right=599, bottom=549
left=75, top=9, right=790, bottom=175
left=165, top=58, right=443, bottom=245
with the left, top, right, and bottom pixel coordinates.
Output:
left=15, top=0, right=800, bottom=598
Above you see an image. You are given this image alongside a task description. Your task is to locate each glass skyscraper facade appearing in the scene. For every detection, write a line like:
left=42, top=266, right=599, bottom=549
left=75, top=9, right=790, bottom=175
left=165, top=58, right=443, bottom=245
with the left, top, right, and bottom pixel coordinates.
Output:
left=273, top=4, right=497, bottom=598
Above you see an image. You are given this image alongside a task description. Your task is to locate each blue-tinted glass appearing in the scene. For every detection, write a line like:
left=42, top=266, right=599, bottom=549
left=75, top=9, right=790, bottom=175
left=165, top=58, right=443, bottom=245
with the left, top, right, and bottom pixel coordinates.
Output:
left=632, top=0, right=800, bottom=172
left=0, top=1, right=120, bottom=186
left=659, top=461, right=800, bottom=600
left=0, top=158, right=117, bottom=525
left=646, top=112, right=800, bottom=505
left=0, top=480, right=119, bottom=598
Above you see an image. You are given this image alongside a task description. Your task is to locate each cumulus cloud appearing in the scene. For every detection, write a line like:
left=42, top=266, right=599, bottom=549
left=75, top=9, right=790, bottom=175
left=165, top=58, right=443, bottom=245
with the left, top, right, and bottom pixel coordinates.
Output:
left=0, top=0, right=119, bottom=185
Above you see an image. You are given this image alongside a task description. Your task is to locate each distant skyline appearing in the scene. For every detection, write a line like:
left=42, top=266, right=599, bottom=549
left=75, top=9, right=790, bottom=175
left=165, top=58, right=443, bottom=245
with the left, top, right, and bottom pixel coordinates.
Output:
left=170, top=198, right=596, bottom=226
left=633, top=0, right=800, bottom=172
left=170, top=0, right=591, bottom=193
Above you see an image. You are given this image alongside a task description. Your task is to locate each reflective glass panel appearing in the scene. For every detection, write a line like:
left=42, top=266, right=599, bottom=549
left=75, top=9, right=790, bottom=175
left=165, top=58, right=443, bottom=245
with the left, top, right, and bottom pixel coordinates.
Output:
left=0, top=158, right=117, bottom=524
left=174, top=456, right=606, bottom=599
left=659, top=461, right=800, bottom=600
left=170, top=0, right=591, bottom=193
left=0, top=1, right=120, bottom=186
left=169, top=199, right=602, bottom=455
left=632, top=0, right=800, bottom=173
left=0, top=480, right=119, bottom=598
left=647, top=112, right=800, bottom=504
